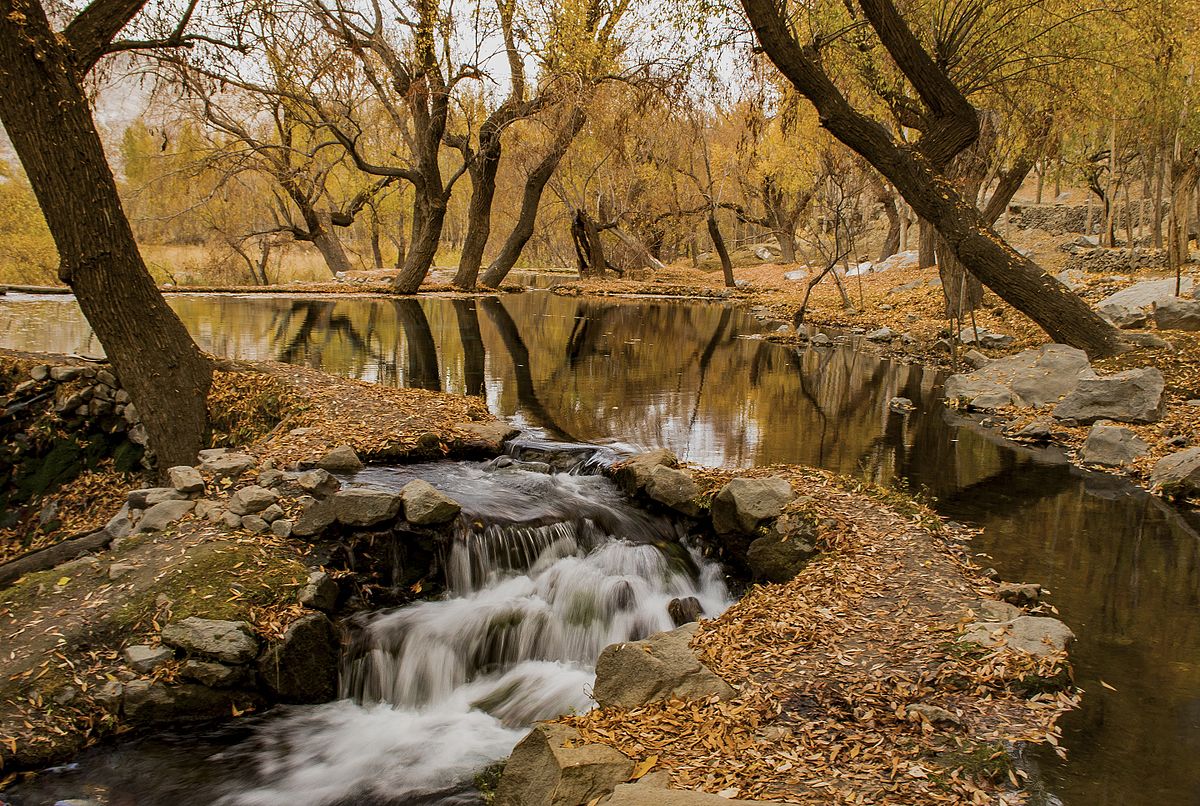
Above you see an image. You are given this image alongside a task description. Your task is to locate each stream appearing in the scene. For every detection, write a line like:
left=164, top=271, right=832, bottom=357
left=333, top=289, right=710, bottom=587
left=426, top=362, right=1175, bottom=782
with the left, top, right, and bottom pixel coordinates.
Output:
left=1, top=289, right=1199, bottom=805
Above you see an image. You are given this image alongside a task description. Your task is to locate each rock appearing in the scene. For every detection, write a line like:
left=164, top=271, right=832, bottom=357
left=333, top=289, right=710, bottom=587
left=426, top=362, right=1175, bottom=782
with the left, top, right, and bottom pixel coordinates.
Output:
left=240, top=514, right=269, bottom=534
left=1012, top=418, right=1055, bottom=441
left=316, top=444, right=363, bottom=473
left=292, top=496, right=338, bottom=537
left=198, top=448, right=228, bottom=462
left=866, top=327, right=896, bottom=341
left=1149, top=447, right=1200, bottom=497
left=1098, top=277, right=1194, bottom=327
left=711, top=477, right=795, bottom=535
left=161, top=617, right=258, bottom=664
left=137, top=500, right=194, bottom=532
left=1053, top=367, right=1165, bottom=424
left=592, top=623, right=735, bottom=709
left=298, top=468, right=341, bottom=497
left=104, top=504, right=135, bottom=539
left=906, top=703, right=962, bottom=727
left=1153, top=295, right=1200, bottom=331
left=200, top=452, right=256, bottom=480
left=92, top=680, right=124, bottom=712
left=400, top=479, right=462, bottom=525
left=888, top=397, right=915, bottom=413
left=122, top=644, right=174, bottom=673
left=50, top=366, right=83, bottom=382
left=958, top=326, right=1013, bottom=348
left=456, top=420, right=520, bottom=450
left=30, top=364, right=50, bottom=381
left=667, top=596, right=703, bottom=626
left=997, top=583, right=1042, bottom=605
left=259, top=504, right=284, bottom=523
left=122, top=680, right=244, bottom=725
left=257, top=612, right=339, bottom=703
left=227, top=485, right=279, bottom=516
left=613, top=449, right=679, bottom=495
left=963, top=349, right=991, bottom=369
left=167, top=466, right=205, bottom=495
left=943, top=344, right=1094, bottom=409
left=495, top=722, right=633, bottom=806
left=179, top=660, right=247, bottom=689
left=644, top=465, right=700, bottom=516
left=601, top=782, right=780, bottom=805
left=298, top=571, right=339, bottom=612
left=108, top=562, right=136, bottom=580
left=960, top=615, right=1074, bottom=657
left=271, top=519, right=294, bottom=538
left=971, top=599, right=1023, bottom=622
left=193, top=499, right=220, bottom=521
left=746, top=528, right=818, bottom=584
left=221, top=510, right=243, bottom=529
left=1079, top=422, right=1150, bottom=467
left=810, top=332, right=832, bottom=347
left=127, top=487, right=180, bottom=508
left=334, top=488, right=403, bottom=527
left=257, top=469, right=285, bottom=488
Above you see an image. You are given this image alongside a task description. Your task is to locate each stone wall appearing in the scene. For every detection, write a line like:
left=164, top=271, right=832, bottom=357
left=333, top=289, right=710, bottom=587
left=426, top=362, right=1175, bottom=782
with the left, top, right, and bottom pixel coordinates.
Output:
left=1009, top=200, right=1166, bottom=235
left=1065, top=248, right=1169, bottom=274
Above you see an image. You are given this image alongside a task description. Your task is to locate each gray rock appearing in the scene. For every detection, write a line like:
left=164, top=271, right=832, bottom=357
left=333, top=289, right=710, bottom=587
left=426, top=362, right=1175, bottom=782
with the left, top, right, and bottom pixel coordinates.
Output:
left=592, top=623, right=735, bottom=709
left=257, top=612, right=339, bottom=703
left=108, top=562, right=136, bottom=581
left=316, top=444, right=363, bottom=473
left=1012, top=418, right=1055, bottom=441
left=997, top=582, right=1042, bottom=605
left=667, top=596, right=703, bottom=626
left=104, top=503, right=135, bottom=539
left=888, top=396, right=915, bottom=413
left=92, top=680, right=124, bottom=712
left=161, top=617, right=258, bottom=664
left=644, top=465, right=700, bottom=516
left=400, top=479, right=462, bottom=525
left=963, top=349, right=991, bottom=369
left=944, top=344, right=1094, bottom=409
left=495, top=722, right=633, bottom=806
left=960, top=615, right=1074, bottom=657
left=179, top=660, right=247, bottom=689
left=971, top=599, right=1023, bottom=622
left=1150, top=447, right=1200, bottom=497
left=1053, top=367, right=1165, bottom=424
left=227, top=485, right=278, bottom=516
left=257, top=469, right=285, bottom=488
left=810, top=332, right=832, bottom=346
left=200, top=452, right=257, bottom=481
left=123, top=644, right=174, bottom=673
left=292, top=496, right=338, bottom=537
left=259, top=504, right=284, bottom=523
left=122, top=680, right=245, bottom=725
left=271, top=518, right=294, bottom=538
left=866, top=327, right=896, bottom=341
left=1080, top=422, right=1150, bottom=467
left=240, top=514, right=269, bottom=534
left=221, top=510, right=243, bottom=529
left=334, top=488, right=403, bottom=527
left=958, top=326, right=1013, bottom=348
left=167, top=466, right=205, bottom=495
left=298, top=571, right=338, bottom=612
left=193, top=499, right=220, bottom=521
left=711, top=477, right=795, bottom=535
left=146, top=487, right=188, bottom=506
left=456, top=420, right=520, bottom=450
left=30, top=364, right=50, bottom=381
left=1154, top=295, right=1200, bottom=331
left=746, top=527, right=818, bottom=584
left=127, top=487, right=175, bottom=508
left=298, top=468, right=341, bottom=497
left=1098, top=277, right=1194, bottom=327
left=613, top=448, right=678, bottom=495
left=50, top=366, right=83, bottom=382
left=198, top=448, right=227, bottom=463
left=137, top=500, right=194, bottom=533
left=906, top=703, right=962, bottom=727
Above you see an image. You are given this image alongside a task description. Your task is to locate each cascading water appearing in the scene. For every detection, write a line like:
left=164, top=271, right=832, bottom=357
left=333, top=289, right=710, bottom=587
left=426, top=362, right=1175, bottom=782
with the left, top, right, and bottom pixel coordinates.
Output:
left=210, top=454, right=730, bottom=806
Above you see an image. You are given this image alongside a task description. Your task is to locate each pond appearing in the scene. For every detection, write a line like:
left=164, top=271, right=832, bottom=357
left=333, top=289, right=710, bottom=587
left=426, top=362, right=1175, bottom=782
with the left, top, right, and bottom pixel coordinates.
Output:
left=1, top=290, right=1198, bottom=805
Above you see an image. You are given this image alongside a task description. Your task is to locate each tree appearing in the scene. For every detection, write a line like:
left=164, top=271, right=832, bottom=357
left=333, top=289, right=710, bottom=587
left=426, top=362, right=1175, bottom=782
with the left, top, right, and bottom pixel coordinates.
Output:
left=739, top=0, right=1126, bottom=357
left=0, top=0, right=214, bottom=468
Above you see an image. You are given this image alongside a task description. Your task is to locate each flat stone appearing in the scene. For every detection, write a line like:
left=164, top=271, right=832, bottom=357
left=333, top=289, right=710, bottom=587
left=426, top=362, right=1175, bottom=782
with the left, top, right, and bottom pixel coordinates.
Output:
left=711, top=477, right=795, bottom=535
left=1098, top=277, right=1194, bottom=327
left=137, top=500, right=194, bottom=533
left=1150, top=447, right=1200, bottom=497
left=456, top=420, right=520, bottom=449
left=495, top=723, right=633, bottom=806
left=592, top=623, right=736, bottom=709
left=167, top=466, right=205, bottom=494
left=334, top=488, right=403, bottom=527
left=297, top=468, right=340, bottom=497
left=50, top=366, right=83, bottom=381
left=1154, top=295, right=1200, bottom=331
left=971, top=599, right=1023, bottom=622
left=1053, top=367, right=1165, bottom=424
left=1079, top=422, right=1149, bottom=467
left=961, top=616, right=1074, bottom=657
left=944, top=344, right=1094, bottom=410
left=161, top=617, right=258, bottom=664
left=227, top=485, right=278, bottom=516
left=122, top=680, right=246, bottom=725
left=644, top=465, right=700, bottom=517
left=292, top=497, right=338, bottom=537
left=122, top=644, right=174, bottom=673
left=179, top=659, right=248, bottom=689
left=257, top=612, right=339, bottom=703
left=400, top=479, right=462, bottom=525
left=201, top=452, right=256, bottom=480
left=146, top=487, right=188, bottom=506
left=316, top=444, right=363, bottom=473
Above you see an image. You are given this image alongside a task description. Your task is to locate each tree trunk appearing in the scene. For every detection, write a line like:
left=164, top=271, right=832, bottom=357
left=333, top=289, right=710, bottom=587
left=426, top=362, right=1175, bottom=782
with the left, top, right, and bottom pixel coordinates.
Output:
left=0, top=0, right=212, bottom=471
left=310, top=212, right=354, bottom=276
left=454, top=138, right=503, bottom=289
left=937, top=237, right=983, bottom=316
left=370, top=209, right=384, bottom=269
left=741, top=0, right=1125, bottom=357
left=707, top=212, right=736, bottom=288
left=917, top=219, right=936, bottom=268
left=395, top=194, right=447, bottom=293
left=573, top=210, right=608, bottom=278
left=878, top=189, right=901, bottom=260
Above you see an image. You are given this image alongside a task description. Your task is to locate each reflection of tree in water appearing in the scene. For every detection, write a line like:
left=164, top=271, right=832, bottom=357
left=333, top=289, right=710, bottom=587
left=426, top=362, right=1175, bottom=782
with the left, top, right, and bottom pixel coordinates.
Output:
left=452, top=298, right=486, bottom=397
left=391, top=299, right=441, bottom=391
left=271, top=300, right=382, bottom=369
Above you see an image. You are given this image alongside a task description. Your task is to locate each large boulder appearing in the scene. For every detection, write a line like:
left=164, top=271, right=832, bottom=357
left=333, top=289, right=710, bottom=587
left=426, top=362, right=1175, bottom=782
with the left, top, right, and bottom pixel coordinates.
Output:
left=333, top=488, right=403, bottom=527
left=943, top=344, right=1094, bottom=410
left=161, top=617, right=258, bottom=664
left=711, top=477, right=795, bottom=535
left=1079, top=422, right=1150, bottom=467
left=1097, top=277, right=1194, bottom=328
left=257, top=612, right=339, bottom=703
left=1150, top=447, right=1200, bottom=497
left=1154, top=295, right=1200, bottom=331
left=592, top=623, right=735, bottom=709
left=137, top=500, right=194, bottom=533
left=1053, top=367, right=1165, bottom=424
left=495, top=723, right=633, bottom=806
left=400, top=479, right=462, bottom=525
left=644, top=465, right=700, bottom=516
left=613, top=449, right=678, bottom=495
left=960, top=616, right=1074, bottom=657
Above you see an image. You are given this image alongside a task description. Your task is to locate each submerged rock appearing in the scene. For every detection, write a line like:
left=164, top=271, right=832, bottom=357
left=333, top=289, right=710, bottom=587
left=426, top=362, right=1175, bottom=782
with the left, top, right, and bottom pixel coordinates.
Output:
left=122, top=680, right=247, bottom=725
left=1150, top=447, right=1200, bottom=497
left=667, top=596, right=703, bottom=626
left=161, top=617, right=258, bottom=664
left=257, top=612, right=339, bottom=703
left=1053, top=367, right=1165, bottom=424
left=495, top=722, right=633, bottom=806
left=1079, top=422, right=1149, bottom=467
left=592, top=623, right=735, bottom=709
left=400, top=479, right=461, bottom=525
left=711, top=477, right=795, bottom=535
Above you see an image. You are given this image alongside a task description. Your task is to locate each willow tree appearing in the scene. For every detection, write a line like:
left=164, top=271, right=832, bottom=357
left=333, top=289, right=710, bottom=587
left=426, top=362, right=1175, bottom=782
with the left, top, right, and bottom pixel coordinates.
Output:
left=740, top=0, right=1125, bottom=356
left=0, top=0, right=214, bottom=468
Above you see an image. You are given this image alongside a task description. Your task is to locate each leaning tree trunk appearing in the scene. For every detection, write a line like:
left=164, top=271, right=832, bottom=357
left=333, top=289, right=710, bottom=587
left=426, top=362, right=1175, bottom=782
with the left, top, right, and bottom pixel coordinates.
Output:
left=573, top=210, right=608, bottom=278
left=453, top=138, right=503, bottom=289
left=310, top=212, right=354, bottom=276
left=707, top=212, right=737, bottom=288
left=0, top=0, right=212, bottom=471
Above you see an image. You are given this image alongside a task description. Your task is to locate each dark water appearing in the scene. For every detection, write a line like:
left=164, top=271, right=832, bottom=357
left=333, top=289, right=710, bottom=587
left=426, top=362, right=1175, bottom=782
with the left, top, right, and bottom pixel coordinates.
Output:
left=2, top=291, right=1198, bottom=805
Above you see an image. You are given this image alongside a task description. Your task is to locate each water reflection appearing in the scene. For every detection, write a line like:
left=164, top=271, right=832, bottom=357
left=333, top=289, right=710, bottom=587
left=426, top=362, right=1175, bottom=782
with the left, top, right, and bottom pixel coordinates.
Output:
left=2, top=291, right=1199, bottom=804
